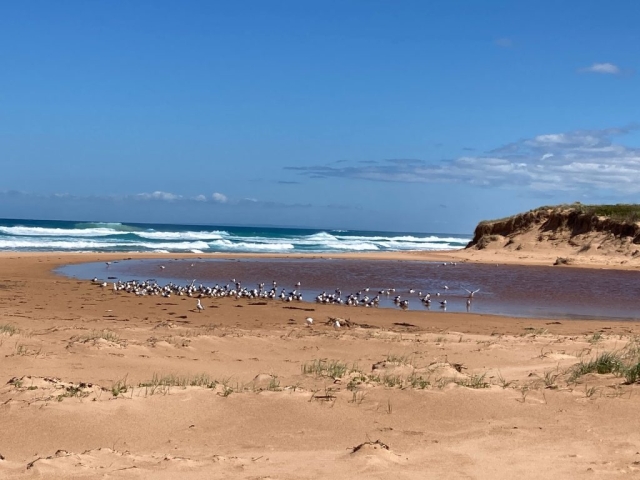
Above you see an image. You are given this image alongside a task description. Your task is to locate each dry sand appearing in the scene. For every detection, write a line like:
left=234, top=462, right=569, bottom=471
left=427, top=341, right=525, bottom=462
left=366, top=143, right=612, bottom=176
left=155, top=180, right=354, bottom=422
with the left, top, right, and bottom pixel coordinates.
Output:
left=2, top=252, right=640, bottom=479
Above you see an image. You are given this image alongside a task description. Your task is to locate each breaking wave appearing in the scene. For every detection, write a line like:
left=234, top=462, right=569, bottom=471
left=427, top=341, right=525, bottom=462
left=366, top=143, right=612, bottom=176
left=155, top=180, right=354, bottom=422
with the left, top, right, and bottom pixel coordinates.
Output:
left=0, top=219, right=470, bottom=253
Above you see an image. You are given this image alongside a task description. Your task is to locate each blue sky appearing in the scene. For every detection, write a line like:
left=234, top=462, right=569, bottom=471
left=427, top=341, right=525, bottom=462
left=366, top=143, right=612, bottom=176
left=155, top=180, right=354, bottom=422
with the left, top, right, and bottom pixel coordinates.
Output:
left=1, top=1, right=639, bottom=233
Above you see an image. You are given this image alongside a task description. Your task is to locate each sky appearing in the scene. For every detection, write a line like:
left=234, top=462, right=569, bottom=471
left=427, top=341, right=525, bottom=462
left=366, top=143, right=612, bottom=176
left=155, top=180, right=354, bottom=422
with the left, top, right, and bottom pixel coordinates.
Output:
left=1, top=1, right=639, bottom=234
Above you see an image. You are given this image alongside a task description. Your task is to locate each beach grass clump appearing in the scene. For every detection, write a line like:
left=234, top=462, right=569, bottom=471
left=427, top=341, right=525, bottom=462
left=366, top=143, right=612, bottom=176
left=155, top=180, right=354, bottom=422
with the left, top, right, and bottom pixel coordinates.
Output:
left=622, top=363, right=640, bottom=384
left=409, top=373, right=430, bottom=389
left=589, top=332, right=603, bottom=344
left=346, top=374, right=369, bottom=391
left=569, top=351, right=624, bottom=382
left=543, top=370, right=559, bottom=389
left=83, top=329, right=122, bottom=344
left=139, top=373, right=217, bottom=389
left=619, top=341, right=640, bottom=384
left=455, top=373, right=490, bottom=389
left=568, top=341, right=640, bottom=384
left=522, top=327, right=549, bottom=336
left=219, top=378, right=234, bottom=397
left=496, top=371, right=514, bottom=389
left=477, top=203, right=640, bottom=228
left=14, top=343, right=41, bottom=357
left=0, top=324, right=19, bottom=336
left=57, top=385, right=90, bottom=402
left=301, top=359, right=350, bottom=379
left=576, top=203, right=640, bottom=223
left=267, top=376, right=281, bottom=391
left=111, top=376, right=130, bottom=397
left=385, top=353, right=414, bottom=366
left=137, top=373, right=219, bottom=396
left=166, top=336, right=191, bottom=348
left=382, top=374, right=403, bottom=388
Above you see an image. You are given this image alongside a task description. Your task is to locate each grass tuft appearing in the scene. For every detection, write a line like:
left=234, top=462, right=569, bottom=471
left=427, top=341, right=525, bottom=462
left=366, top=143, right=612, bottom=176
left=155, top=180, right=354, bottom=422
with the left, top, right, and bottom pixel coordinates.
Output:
left=301, top=359, right=351, bottom=379
left=82, top=330, right=123, bottom=344
left=111, top=376, right=130, bottom=397
left=455, top=373, right=490, bottom=389
left=0, top=324, right=19, bottom=336
left=569, top=351, right=623, bottom=382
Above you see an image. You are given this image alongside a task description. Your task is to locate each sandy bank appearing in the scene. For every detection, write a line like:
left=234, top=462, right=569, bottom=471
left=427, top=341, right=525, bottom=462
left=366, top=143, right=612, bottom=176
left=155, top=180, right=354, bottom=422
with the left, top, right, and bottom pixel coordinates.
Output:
left=1, top=252, right=640, bottom=479
left=2, top=244, right=640, bottom=271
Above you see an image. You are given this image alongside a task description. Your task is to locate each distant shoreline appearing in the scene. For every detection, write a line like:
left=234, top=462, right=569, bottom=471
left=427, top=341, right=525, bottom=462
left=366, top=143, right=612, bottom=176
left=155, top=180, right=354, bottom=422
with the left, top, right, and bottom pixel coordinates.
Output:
left=1, top=247, right=639, bottom=271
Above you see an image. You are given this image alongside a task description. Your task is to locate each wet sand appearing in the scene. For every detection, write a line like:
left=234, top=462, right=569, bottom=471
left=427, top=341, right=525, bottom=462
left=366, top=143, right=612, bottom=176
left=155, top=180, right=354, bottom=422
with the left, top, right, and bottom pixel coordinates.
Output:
left=2, top=252, right=640, bottom=479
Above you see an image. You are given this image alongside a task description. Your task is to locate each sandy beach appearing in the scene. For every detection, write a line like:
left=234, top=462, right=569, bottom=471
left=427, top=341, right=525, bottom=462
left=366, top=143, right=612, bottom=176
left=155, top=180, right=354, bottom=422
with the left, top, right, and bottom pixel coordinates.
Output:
left=2, top=251, right=640, bottom=479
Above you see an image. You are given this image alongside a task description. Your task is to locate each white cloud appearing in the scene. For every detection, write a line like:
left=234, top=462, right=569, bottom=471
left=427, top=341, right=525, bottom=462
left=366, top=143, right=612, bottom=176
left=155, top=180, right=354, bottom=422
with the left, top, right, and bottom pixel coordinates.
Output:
left=193, top=194, right=207, bottom=202
left=286, top=126, right=640, bottom=194
left=137, top=191, right=181, bottom=201
left=212, top=192, right=228, bottom=203
left=580, top=62, right=620, bottom=75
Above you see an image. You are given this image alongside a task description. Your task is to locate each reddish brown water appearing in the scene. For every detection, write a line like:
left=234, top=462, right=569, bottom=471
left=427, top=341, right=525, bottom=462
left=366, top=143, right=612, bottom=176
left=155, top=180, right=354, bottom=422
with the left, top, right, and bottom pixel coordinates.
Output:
left=58, top=258, right=640, bottom=320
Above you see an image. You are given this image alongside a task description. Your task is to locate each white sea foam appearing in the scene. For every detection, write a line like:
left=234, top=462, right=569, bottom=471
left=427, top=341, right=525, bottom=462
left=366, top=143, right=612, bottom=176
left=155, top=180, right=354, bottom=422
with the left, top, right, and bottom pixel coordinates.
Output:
left=0, top=226, right=124, bottom=237
left=326, top=242, right=380, bottom=251
left=137, top=241, right=210, bottom=250
left=335, top=234, right=470, bottom=244
left=303, top=232, right=339, bottom=242
left=0, top=238, right=210, bottom=251
left=0, top=239, right=119, bottom=249
left=291, top=232, right=468, bottom=250
left=209, top=239, right=295, bottom=252
left=135, top=230, right=228, bottom=241
left=376, top=241, right=461, bottom=250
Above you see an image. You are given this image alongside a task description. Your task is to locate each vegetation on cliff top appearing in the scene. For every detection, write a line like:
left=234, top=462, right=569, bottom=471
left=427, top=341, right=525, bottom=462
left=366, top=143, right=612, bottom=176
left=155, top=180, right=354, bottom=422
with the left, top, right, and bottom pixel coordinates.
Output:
left=480, top=203, right=640, bottom=226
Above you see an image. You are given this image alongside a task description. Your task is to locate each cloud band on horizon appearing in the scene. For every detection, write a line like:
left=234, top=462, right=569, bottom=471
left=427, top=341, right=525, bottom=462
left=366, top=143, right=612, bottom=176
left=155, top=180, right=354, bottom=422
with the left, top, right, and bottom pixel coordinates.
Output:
left=285, top=125, right=640, bottom=194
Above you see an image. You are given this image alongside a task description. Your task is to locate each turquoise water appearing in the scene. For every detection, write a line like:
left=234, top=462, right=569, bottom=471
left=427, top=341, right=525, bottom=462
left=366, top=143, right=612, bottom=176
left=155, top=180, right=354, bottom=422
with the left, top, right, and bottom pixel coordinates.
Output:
left=0, top=218, right=470, bottom=253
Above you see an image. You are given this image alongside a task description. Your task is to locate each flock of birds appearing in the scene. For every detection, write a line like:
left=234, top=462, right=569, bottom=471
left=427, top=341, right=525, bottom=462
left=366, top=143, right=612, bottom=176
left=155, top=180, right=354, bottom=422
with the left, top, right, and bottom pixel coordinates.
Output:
left=312, top=286, right=480, bottom=310
left=94, top=273, right=481, bottom=317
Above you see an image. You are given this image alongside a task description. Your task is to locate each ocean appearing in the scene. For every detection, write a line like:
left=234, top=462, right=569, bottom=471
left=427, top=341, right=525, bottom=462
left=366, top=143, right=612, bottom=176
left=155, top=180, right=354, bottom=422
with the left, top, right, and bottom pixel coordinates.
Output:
left=0, top=218, right=470, bottom=253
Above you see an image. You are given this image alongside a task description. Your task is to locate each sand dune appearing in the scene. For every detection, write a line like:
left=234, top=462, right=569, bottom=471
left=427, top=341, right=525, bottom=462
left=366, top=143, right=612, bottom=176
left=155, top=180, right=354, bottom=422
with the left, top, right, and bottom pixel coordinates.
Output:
left=2, top=253, right=640, bottom=478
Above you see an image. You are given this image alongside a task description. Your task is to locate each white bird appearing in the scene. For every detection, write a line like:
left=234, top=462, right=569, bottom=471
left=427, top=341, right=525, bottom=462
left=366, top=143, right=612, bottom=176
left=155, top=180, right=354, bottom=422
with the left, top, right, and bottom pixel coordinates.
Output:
left=160, top=265, right=165, bottom=270
left=196, top=299, right=204, bottom=313
left=440, top=300, right=447, bottom=307
left=443, top=285, right=449, bottom=290
left=305, top=317, right=313, bottom=326
left=464, top=288, right=480, bottom=298
left=333, top=319, right=341, bottom=329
